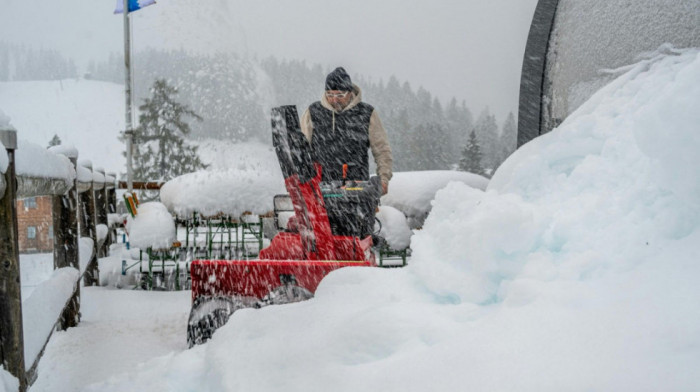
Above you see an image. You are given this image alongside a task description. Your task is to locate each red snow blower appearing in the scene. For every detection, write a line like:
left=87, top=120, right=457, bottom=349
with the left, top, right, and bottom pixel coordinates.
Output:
left=187, top=105, right=381, bottom=347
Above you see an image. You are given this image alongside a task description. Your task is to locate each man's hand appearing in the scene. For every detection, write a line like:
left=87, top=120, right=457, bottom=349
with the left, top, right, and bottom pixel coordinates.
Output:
left=382, top=181, right=388, bottom=195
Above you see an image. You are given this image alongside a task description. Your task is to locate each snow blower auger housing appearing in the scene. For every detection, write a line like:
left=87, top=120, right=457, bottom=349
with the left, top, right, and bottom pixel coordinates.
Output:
left=187, top=105, right=381, bottom=347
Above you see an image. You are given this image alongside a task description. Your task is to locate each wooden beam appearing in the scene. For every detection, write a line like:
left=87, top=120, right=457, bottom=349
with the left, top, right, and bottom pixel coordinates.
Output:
left=80, top=179, right=99, bottom=286
left=0, top=129, right=28, bottom=391
left=52, top=156, right=81, bottom=330
left=117, top=181, right=164, bottom=190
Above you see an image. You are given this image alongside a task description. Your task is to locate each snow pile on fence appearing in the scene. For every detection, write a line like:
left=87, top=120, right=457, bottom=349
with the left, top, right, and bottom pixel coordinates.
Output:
left=0, top=141, right=6, bottom=174
left=79, top=237, right=94, bottom=274
left=126, top=202, right=176, bottom=249
left=376, top=205, right=413, bottom=250
left=0, top=109, right=9, bottom=174
left=76, top=164, right=92, bottom=184
left=22, top=267, right=80, bottom=369
left=96, top=224, right=109, bottom=244
left=15, top=139, right=76, bottom=184
left=161, top=168, right=285, bottom=217
left=47, top=144, right=79, bottom=160
left=381, top=170, right=488, bottom=228
left=85, top=49, right=700, bottom=391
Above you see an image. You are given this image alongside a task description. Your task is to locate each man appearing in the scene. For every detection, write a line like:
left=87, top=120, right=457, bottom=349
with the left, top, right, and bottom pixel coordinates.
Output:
left=301, top=67, right=393, bottom=195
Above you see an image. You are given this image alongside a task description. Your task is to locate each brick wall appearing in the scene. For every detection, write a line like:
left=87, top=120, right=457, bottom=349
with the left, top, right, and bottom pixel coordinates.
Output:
left=17, top=196, right=53, bottom=254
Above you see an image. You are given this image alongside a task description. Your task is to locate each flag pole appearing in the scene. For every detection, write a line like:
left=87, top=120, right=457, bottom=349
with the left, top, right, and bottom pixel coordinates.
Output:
left=123, top=0, right=134, bottom=193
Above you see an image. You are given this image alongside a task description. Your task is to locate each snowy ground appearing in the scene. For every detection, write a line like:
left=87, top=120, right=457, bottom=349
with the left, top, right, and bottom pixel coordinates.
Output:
left=3, top=47, right=700, bottom=391
left=30, top=288, right=190, bottom=392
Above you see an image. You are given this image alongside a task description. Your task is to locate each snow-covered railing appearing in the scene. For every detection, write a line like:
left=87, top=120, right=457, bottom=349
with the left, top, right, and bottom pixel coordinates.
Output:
left=15, top=141, right=76, bottom=198
left=0, top=127, right=118, bottom=391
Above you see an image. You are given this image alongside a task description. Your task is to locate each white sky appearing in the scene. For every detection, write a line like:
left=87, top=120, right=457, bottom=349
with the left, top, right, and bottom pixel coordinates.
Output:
left=0, top=0, right=538, bottom=121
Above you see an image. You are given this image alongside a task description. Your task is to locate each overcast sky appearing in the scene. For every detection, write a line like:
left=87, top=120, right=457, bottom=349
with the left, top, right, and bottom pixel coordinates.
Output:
left=1, top=0, right=538, bottom=121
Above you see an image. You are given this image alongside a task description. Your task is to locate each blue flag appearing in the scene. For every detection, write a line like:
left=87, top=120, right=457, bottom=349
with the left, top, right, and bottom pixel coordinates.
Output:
left=114, top=0, right=156, bottom=14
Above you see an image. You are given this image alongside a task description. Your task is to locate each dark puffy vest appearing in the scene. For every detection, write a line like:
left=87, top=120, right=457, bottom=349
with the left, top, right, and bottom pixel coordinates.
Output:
left=308, top=101, right=374, bottom=182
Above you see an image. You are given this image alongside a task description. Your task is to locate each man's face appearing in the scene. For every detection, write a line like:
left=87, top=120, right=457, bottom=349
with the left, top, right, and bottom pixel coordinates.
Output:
left=326, top=90, right=352, bottom=111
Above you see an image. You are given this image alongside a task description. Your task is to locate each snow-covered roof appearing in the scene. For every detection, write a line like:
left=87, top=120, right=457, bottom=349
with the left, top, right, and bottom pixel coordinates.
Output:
left=381, top=170, right=489, bottom=228
left=15, top=139, right=76, bottom=185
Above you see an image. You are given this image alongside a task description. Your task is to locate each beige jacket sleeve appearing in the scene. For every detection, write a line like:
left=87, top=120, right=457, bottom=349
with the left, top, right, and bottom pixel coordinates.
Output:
left=300, top=108, right=314, bottom=143
left=369, top=110, right=393, bottom=185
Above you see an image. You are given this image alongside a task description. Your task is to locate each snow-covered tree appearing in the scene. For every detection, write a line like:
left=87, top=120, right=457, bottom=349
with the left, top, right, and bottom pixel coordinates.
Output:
left=474, top=107, right=499, bottom=173
left=497, top=111, right=517, bottom=166
left=459, top=129, right=485, bottom=176
left=132, top=79, right=207, bottom=186
left=48, top=134, right=61, bottom=147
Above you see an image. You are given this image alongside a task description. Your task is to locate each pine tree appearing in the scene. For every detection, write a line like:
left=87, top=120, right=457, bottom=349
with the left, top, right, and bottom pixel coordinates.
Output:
left=48, top=134, right=61, bottom=147
left=474, top=107, right=499, bottom=174
left=497, top=111, right=517, bottom=166
left=131, top=79, right=207, bottom=186
left=459, top=130, right=486, bottom=176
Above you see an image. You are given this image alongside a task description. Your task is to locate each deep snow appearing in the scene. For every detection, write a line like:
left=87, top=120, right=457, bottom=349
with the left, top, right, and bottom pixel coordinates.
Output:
left=2, top=47, right=699, bottom=391
left=11, top=48, right=696, bottom=391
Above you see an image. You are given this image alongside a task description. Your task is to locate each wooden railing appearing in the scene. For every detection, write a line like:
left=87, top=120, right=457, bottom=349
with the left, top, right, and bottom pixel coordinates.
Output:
left=0, top=128, right=117, bottom=391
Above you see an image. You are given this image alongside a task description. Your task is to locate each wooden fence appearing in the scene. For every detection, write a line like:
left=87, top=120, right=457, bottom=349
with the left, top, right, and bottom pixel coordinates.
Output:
left=0, top=128, right=117, bottom=391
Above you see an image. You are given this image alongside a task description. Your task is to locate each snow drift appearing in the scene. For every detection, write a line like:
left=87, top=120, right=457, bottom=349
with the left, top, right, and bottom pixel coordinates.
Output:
left=86, top=48, right=700, bottom=391
left=381, top=170, right=489, bottom=228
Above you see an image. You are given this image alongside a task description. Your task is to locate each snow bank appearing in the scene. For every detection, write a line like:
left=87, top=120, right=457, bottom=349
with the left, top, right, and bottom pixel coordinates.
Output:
left=381, top=170, right=488, bottom=228
left=0, top=366, right=18, bottom=392
left=376, top=205, right=413, bottom=250
left=22, top=267, right=80, bottom=367
left=85, top=49, right=700, bottom=391
left=126, top=202, right=176, bottom=249
left=15, top=139, right=76, bottom=184
left=414, top=47, right=700, bottom=303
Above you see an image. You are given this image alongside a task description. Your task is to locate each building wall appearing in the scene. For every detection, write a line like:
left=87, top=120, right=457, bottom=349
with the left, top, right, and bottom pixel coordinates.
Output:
left=17, top=196, right=53, bottom=254
left=543, top=0, right=700, bottom=134
left=518, top=0, right=700, bottom=146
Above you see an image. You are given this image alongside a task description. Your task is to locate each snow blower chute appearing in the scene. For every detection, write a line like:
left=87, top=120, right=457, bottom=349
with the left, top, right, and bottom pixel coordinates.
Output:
left=187, top=105, right=381, bottom=347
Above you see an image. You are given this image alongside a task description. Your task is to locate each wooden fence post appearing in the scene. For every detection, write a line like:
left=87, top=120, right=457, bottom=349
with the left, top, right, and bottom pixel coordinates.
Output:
left=94, top=168, right=108, bottom=258
left=106, top=172, right=117, bottom=247
left=52, top=154, right=80, bottom=329
left=0, top=129, right=27, bottom=391
left=79, top=161, right=99, bottom=286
